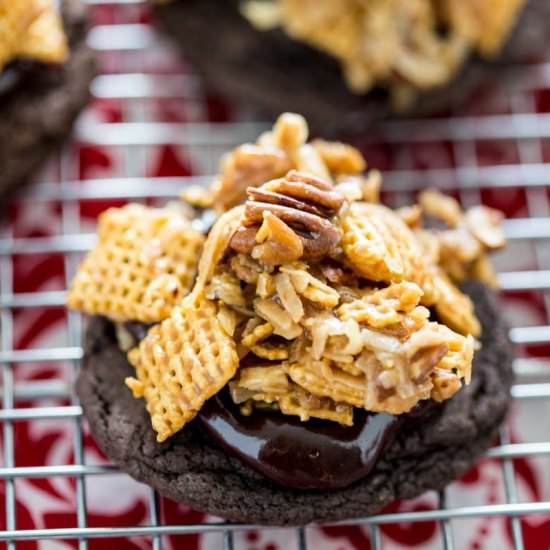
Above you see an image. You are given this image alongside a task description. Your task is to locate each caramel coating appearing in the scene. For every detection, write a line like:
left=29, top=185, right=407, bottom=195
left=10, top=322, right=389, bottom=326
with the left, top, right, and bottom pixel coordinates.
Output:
left=230, top=365, right=354, bottom=425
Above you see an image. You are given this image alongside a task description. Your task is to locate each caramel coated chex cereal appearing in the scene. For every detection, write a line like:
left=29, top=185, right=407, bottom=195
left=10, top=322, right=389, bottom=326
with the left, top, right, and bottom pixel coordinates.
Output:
left=67, top=204, right=205, bottom=323
left=287, top=359, right=365, bottom=408
left=342, top=202, right=434, bottom=302
left=229, top=365, right=353, bottom=425
left=127, top=298, right=239, bottom=442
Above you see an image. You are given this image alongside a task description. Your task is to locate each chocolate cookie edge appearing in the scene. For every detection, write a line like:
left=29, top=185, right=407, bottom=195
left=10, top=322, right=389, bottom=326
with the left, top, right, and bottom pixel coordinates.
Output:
left=0, top=0, right=96, bottom=205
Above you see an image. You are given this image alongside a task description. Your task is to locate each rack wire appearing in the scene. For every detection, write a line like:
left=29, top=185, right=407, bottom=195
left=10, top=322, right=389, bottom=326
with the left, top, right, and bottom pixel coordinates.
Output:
left=1, top=1, right=550, bottom=548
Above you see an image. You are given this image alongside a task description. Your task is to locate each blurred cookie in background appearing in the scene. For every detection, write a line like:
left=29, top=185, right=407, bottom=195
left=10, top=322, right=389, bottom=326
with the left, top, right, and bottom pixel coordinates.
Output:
left=153, top=0, right=549, bottom=134
left=0, top=0, right=95, bottom=206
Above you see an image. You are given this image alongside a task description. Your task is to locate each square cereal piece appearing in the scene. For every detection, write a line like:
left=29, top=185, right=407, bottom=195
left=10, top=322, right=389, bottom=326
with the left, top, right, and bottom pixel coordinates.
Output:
left=67, top=204, right=205, bottom=323
left=126, top=298, right=239, bottom=442
left=341, top=202, right=436, bottom=302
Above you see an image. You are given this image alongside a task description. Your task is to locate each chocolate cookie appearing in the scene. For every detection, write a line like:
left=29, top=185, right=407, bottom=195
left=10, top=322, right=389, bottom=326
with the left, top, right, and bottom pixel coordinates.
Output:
left=154, top=0, right=548, bottom=135
left=0, top=0, right=94, bottom=205
left=77, top=281, right=513, bottom=526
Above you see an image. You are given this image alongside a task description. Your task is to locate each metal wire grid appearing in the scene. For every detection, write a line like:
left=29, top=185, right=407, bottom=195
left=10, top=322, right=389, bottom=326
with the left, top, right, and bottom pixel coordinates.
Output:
left=0, top=1, right=549, bottom=548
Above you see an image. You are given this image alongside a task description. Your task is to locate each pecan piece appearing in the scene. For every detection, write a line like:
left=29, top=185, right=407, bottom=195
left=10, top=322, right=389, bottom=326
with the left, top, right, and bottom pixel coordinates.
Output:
left=252, top=211, right=304, bottom=265
left=245, top=202, right=341, bottom=257
left=286, top=169, right=336, bottom=192
left=230, top=226, right=259, bottom=256
left=212, top=144, right=291, bottom=211
left=247, top=187, right=326, bottom=218
left=230, top=171, right=345, bottom=263
left=263, top=171, right=345, bottom=214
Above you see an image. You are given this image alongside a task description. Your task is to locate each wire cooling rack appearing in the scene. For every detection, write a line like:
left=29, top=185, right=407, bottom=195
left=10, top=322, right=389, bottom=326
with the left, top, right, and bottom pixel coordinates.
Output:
left=1, top=1, right=550, bottom=549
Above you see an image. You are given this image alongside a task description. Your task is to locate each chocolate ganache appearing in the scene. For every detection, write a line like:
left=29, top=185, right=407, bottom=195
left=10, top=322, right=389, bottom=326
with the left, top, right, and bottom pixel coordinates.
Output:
left=199, top=390, right=436, bottom=490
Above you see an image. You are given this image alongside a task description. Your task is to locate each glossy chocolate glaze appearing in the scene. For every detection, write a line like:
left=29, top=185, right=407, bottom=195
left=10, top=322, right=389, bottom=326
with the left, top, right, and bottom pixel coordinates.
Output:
left=199, top=391, right=435, bottom=490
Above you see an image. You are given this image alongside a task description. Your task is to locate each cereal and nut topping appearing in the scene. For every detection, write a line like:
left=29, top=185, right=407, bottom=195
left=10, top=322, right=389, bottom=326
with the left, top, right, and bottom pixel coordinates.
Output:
left=418, top=188, right=506, bottom=288
left=184, top=113, right=373, bottom=211
left=179, top=166, right=490, bottom=428
left=341, top=202, right=437, bottom=305
left=68, top=112, right=506, bottom=441
left=0, top=0, right=68, bottom=72
left=242, top=0, right=525, bottom=107
left=67, top=204, right=205, bottom=323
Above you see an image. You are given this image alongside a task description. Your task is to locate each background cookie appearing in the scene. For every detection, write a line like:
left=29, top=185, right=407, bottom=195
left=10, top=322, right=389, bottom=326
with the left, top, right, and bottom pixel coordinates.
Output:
left=78, top=281, right=513, bottom=526
left=0, top=0, right=94, bottom=205
left=154, top=0, right=549, bottom=135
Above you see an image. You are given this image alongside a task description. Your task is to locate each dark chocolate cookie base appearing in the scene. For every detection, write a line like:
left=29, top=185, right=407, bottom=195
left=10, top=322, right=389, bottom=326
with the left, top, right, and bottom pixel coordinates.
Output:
left=154, top=0, right=548, bottom=135
left=0, top=0, right=95, bottom=205
left=77, top=282, right=513, bottom=526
